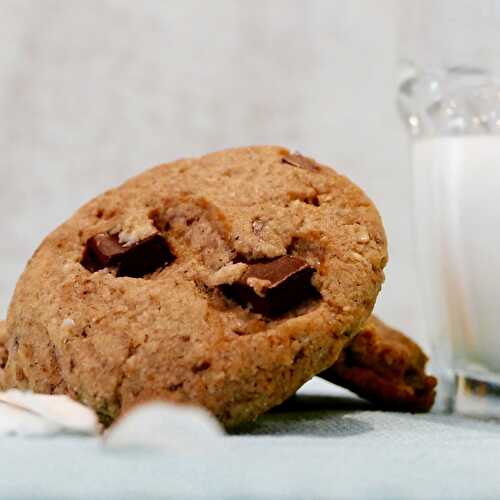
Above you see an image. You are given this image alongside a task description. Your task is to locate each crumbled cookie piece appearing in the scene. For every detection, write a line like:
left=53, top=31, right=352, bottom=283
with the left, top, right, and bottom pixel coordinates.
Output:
left=206, top=262, right=248, bottom=287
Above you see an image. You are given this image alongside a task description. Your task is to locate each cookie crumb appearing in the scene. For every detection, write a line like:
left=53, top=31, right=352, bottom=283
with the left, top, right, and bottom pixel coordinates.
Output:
left=246, top=277, right=272, bottom=297
left=206, top=263, right=248, bottom=287
left=116, top=214, right=157, bottom=246
left=350, top=251, right=365, bottom=261
left=252, top=219, right=265, bottom=235
left=357, top=227, right=370, bottom=244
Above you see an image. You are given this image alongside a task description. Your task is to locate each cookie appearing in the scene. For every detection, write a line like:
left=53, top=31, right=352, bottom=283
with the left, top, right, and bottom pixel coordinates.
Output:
left=2, top=146, right=387, bottom=427
left=321, top=316, right=437, bottom=412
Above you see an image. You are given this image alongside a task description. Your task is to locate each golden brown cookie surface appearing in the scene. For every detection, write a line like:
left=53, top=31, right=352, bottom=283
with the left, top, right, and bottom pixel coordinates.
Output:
left=3, top=146, right=387, bottom=426
left=321, top=316, right=437, bottom=412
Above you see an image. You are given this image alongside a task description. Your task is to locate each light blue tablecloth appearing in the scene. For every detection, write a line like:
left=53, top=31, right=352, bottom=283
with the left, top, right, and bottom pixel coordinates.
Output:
left=1, top=379, right=500, bottom=500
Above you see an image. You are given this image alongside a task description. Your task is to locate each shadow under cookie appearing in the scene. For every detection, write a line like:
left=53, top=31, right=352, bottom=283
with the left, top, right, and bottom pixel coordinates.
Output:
left=231, top=393, right=374, bottom=437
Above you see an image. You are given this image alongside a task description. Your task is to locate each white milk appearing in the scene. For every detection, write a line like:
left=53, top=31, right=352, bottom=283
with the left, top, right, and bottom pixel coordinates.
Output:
left=413, top=136, right=500, bottom=374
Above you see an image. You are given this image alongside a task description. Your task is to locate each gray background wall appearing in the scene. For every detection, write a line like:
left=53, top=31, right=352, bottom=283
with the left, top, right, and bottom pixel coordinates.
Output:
left=0, top=1, right=418, bottom=341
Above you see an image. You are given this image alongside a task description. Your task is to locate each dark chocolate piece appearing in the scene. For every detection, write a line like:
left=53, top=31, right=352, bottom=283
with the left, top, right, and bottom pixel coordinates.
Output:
left=117, top=234, right=174, bottom=278
left=222, top=256, right=318, bottom=316
left=81, top=233, right=128, bottom=272
left=82, top=233, right=174, bottom=277
left=282, top=153, right=319, bottom=172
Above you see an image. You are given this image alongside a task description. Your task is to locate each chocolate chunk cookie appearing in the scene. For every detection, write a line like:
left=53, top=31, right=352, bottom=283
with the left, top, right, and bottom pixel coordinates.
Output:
left=1, top=146, right=387, bottom=427
left=321, top=316, right=437, bottom=412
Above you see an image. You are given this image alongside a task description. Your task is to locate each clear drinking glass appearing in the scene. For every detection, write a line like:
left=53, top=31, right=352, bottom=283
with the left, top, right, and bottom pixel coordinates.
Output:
left=397, top=0, right=500, bottom=417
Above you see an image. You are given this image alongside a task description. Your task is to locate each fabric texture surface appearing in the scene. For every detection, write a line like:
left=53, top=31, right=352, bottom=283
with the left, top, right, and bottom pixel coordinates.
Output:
left=1, top=378, right=499, bottom=500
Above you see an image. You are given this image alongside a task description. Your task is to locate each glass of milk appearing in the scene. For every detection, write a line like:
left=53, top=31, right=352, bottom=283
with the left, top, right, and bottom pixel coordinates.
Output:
left=398, top=1, right=500, bottom=416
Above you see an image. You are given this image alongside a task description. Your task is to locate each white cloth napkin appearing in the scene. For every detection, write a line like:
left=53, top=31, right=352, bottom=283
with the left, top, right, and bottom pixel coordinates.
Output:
left=0, top=389, right=226, bottom=447
left=104, top=401, right=225, bottom=450
left=0, top=390, right=100, bottom=436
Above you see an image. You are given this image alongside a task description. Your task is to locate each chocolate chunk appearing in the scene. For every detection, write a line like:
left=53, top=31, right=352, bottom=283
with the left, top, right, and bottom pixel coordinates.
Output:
left=81, top=233, right=128, bottom=272
left=117, top=234, right=174, bottom=278
left=82, top=233, right=174, bottom=277
left=222, top=256, right=318, bottom=316
left=282, top=153, right=319, bottom=172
